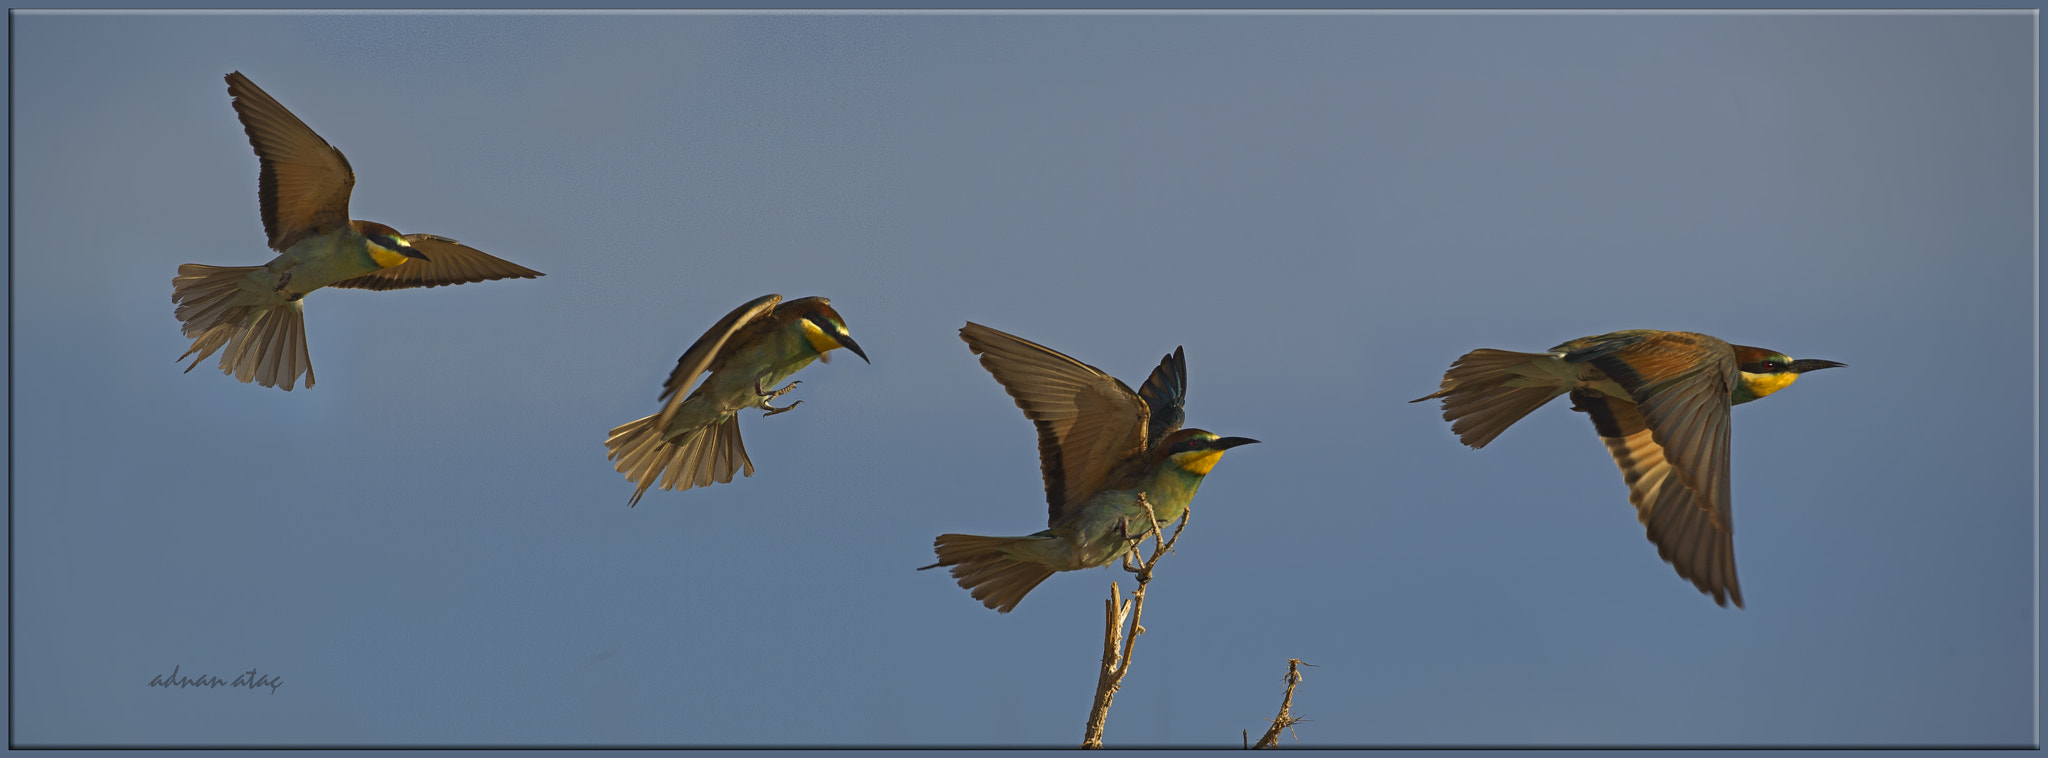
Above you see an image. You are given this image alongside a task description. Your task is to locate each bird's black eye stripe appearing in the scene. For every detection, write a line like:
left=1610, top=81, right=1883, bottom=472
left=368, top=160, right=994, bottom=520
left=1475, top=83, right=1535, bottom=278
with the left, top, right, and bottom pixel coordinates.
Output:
left=806, top=315, right=839, bottom=337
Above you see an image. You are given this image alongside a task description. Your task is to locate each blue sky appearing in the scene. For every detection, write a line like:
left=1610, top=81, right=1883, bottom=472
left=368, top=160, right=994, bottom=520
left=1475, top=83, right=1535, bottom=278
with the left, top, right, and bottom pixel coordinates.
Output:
left=9, top=10, right=2035, bottom=748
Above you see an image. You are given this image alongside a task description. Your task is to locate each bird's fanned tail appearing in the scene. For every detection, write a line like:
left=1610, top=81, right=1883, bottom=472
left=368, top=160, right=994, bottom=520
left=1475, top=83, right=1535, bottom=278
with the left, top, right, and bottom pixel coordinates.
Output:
left=172, top=264, right=314, bottom=391
left=1411, top=348, right=1570, bottom=449
left=605, top=413, right=753, bottom=505
left=921, top=533, right=1059, bottom=614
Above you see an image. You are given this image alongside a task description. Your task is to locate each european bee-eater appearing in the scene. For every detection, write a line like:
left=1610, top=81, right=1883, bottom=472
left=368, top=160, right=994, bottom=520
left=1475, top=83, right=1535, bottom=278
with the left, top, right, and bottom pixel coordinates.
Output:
left=922, top=323, right=1259, bottom=613
left=1413, top=330, right=1844, bottom=607
left=605, top=294, right=868, bottom=505
left=172, top=71, right=543, bottom=391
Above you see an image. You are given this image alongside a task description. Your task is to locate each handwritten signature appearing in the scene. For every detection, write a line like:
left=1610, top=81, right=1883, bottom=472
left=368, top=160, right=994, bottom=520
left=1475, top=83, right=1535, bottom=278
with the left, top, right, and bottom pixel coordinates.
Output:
left=147, top=665, right=282, bottom=694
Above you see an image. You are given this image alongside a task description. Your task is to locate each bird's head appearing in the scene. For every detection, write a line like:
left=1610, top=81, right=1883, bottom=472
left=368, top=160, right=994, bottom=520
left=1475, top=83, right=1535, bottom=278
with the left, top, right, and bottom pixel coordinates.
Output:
left=353, top=220, right=429, bottom=267
left=789, top=298, right=869, bottom=364
left=1158, top=429, right=1260, bottom=476
left=1731, top=344, right=1844, bottom=403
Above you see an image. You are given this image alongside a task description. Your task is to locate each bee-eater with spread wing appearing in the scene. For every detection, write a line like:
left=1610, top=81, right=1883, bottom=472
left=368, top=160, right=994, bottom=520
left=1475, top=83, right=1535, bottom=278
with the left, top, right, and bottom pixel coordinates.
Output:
left=1413, top=329, right=1844, bottom=607
left=605, top=294, right=868, bottom=506
left=922, top=323, right=1259, bottom=613
left=172, top=71, right=544, bottom=390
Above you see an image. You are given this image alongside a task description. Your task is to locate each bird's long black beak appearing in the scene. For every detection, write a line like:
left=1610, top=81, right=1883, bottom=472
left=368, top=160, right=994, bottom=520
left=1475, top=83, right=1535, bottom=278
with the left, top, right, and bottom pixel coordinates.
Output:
left=1212, top=436, right=1261, bottom=450
left=837, top=334, right=871, bottom=364
left=1790, top=359, right=1845, bottom=373
left=399, top=245, right=431, bottom=262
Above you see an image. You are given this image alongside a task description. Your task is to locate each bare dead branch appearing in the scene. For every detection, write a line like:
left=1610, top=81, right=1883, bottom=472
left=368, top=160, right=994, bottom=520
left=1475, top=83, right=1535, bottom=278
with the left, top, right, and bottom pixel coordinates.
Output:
left=1080, top=494, right=1188, bottom=749
left=1082, top=583, right=1130, bottom=749
left=1250, top=658, right=1312, bottom=748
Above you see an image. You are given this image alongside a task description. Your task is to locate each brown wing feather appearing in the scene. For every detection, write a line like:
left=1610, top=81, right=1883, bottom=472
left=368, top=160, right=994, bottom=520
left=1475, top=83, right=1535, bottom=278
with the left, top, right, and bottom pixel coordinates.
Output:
left=1572, top=331, right=1737, bottom=511
left=1572, top=390, right=1742, bottom=608
left=652, top=295, right=782, bottom=432
left=327, top=235, right=545, bottom=291
left=225, top=71, right=354, bottom=251
left=959, top=323, right=1149, bottom=525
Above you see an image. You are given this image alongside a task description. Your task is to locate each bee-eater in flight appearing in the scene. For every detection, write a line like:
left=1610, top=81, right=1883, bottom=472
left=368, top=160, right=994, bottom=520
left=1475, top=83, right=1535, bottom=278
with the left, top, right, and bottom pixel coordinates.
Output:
left=172, top=71, right=543, bottom=390
left=922, top=323, right=1259, bottom=613
left=605, top=294, right=868, bottom=506
left=1414, top=329, right=1844, bottom=607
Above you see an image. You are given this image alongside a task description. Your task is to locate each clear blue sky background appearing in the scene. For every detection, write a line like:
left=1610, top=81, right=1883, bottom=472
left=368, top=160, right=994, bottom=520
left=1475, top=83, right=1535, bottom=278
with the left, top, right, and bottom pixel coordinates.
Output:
left=9, top=10, right=2034, bottom=749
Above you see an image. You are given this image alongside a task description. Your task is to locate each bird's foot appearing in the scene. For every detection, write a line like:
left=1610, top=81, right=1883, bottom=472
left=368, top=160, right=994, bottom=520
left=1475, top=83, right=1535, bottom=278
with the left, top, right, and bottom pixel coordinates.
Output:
left=756, top=379, right=802, bottom=399
left=1115, top=517, right=1148, bottom=573
left=755, top=379, right=804, bottom=416
left=272, top=271, right=293, bottom=292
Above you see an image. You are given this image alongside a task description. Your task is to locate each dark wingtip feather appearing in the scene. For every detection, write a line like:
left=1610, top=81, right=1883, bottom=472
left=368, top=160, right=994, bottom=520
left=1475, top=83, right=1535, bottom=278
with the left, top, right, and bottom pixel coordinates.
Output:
left=1138, top=346, right=1187, bottom=446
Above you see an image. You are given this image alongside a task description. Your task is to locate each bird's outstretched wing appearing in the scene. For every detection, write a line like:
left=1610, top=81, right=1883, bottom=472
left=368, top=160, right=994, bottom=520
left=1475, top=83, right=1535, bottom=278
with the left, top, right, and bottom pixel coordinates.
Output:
left=225, top=71, right=355, bottom=252
left=960, top=323, right=1149, bottom=525
left=654, top=295, right=782, bottom=432
left=1566, top=331, right=1741, bottom=608
left=1137, top=346, right=1186, bottom=449
left=327, top=235, right=545, bottom=291
left=1567, top=331, right=1738, bottom=519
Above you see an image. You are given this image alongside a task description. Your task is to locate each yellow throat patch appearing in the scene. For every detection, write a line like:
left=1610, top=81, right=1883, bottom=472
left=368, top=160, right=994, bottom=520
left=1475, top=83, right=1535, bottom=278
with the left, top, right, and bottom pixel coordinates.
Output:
left=1174, top=449, right=1226, bottom=476
left=1740, top=370, right=1800, bottom=399
left=801, top=319, right=841, bottom=355
left=367, top=241, right=416, bottom=269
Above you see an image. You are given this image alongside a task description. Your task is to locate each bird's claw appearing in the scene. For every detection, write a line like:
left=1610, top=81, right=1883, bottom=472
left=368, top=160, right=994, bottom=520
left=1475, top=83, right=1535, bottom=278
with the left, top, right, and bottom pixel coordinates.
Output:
left=1115, top=517, right=1148, bottom=573
left=755, top=379, right=802, bottom=398
left=272, top=271, right=293, bottom=292
left=754, top=379, right=804, bottom=415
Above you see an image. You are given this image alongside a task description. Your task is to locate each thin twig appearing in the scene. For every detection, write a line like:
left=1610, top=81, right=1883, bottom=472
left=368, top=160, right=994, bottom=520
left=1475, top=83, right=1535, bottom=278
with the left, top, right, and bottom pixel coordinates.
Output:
left=1081, top=494, right=1187, bottom=749
left=1251, top=658, right=1313, bottom=748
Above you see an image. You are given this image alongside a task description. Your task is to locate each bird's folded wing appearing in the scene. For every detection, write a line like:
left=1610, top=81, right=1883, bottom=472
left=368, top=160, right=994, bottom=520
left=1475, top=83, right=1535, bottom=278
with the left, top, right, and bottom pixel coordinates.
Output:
left=327, top=235, right=545, bottom=291
left=960, top=323, right=1149, bottom=525
left=1572, top=389, right=1742, bottom=608
left=653, top=294, right=782, bottom=431
left=226, top=71, right=355, bottom=252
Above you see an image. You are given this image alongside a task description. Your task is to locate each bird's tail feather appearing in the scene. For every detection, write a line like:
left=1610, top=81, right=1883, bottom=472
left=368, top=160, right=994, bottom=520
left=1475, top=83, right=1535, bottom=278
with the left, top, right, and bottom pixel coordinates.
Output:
left=1411, top=348, right=1568, bottom=448
left=172, top=264, right=313, bottom=391
left=605, top=413, right=752, bottom=506
left=921, top=533, right=1058, bottom=614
